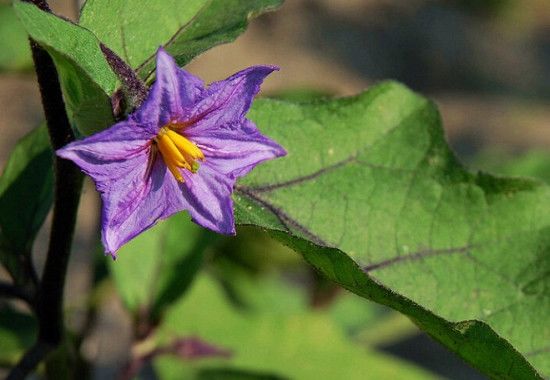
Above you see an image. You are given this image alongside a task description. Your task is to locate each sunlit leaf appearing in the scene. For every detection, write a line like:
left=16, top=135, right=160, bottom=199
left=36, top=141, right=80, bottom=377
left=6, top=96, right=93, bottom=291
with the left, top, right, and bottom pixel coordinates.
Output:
left=13, top=1, right=115, bottom=135
left=234, top=82, right=549, bottom=379
left=0, top=3, right=32, bottom=72
left=79, top=0, right=283, bottom=79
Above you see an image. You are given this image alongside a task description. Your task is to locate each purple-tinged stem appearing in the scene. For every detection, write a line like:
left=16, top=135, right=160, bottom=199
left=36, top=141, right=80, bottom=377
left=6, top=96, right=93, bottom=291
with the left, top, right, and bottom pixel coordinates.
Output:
left=100, top=43, right=148, bottom=112
left=8, top=1, right=83, bottom=379
left=0, top=281, right=33, bottom=304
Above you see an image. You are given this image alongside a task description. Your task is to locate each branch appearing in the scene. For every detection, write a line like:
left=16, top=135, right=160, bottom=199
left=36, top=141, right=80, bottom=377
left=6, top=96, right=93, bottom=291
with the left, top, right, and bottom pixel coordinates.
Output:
left=9, top=0, right=84, bottom=378
left=6, top=342, right=52, bottom=380
left=0, top=281, right=33, bottom=305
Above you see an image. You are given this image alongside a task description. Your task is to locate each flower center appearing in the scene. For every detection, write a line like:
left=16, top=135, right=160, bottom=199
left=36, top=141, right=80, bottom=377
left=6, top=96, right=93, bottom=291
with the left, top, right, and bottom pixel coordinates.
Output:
left=153, top=125, right=204, bottom=182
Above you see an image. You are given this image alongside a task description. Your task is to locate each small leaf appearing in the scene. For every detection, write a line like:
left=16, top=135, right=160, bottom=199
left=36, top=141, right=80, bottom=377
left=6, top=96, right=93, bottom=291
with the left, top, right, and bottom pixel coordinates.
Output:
left=13, top=1, right=116, bottom=134
left=79, top=0, right=283, bottom=78
left=0, top=125, right=52, bottom=280
left=0, top=3, right=32, bottom=72
left=233, top=82, right=550, bottom=379
left=110, top=213, right=216, bottom=317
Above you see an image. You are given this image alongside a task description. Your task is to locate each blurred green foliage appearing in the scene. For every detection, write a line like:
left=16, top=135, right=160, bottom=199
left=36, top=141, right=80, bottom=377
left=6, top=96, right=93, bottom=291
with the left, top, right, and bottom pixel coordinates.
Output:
left=0, top=126, right=52, bottom=283
left=153, top=274, right=436, bottom=379
left=0, top=306, right=36, bottom=367
left=0, top=3, right=32, bottom=72
left=472, top=149, right=550, bottom=184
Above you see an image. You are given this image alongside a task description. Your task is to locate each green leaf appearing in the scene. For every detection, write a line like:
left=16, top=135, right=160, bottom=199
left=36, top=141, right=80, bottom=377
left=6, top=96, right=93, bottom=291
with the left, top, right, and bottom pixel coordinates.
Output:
left=13, top=1, right=116, bottom=134
left=472, top=149, right=550, bottom=184
left=328, top=291, right=419, bottom=347
left=0, top=125, right=52, bottom=280
left=0, top=3, right=32, bottom=72
left=79, top=0, right=283, bottom=77
left=49, top=49, right=115, bottom=135
left=234, top=82, right=549, bottom=379
left=110, top=213, right=217, bottom=317
left=154, top=275, right=437, bottom=379
left=0, top=306, right=36, bottom=367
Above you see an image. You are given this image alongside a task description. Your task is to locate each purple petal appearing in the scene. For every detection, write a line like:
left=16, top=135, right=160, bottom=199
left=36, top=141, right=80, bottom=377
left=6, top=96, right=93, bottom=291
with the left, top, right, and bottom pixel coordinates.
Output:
left=101, top=158, right=184, bottom=255
left=56, top=120, right=153, bottom=189
left=191, top=120, right=286, bottom=179
left=184, top=65, right=278, bottom=135
left=102, top=159, right=237, bottom=254
left=132, top=47, right=204, bottom=131
left=179, top=164, right=236, bottom=235
left=57, top=48, right=285, bottom=256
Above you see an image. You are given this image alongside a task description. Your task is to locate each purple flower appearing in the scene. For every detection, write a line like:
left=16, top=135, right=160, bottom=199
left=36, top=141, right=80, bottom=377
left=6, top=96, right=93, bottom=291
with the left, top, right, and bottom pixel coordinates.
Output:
left=57, top=48, right=286, bottom=257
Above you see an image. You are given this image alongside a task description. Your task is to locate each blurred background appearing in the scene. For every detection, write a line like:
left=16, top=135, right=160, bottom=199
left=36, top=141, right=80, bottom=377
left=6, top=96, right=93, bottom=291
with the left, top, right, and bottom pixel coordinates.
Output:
left=1, top=0, right=550, bottom=379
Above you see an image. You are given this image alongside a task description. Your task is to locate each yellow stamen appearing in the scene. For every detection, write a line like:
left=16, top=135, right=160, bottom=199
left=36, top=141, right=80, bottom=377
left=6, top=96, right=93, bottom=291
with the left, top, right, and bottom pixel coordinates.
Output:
left=156, top=138, right=185, bottom=182
left=165, top=129, right=205, bottom=161
left=153, top=126, right=205, bottom=182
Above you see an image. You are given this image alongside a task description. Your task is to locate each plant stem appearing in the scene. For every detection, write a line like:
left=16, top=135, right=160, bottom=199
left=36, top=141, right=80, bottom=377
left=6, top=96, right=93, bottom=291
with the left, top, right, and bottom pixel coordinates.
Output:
left=8, top=1, right=83, bottom=378
left=0, top=281, right=33, bottom=305
left=6, top=342, right=52, bottom=380
left=100, top=43, right=148, bottom=111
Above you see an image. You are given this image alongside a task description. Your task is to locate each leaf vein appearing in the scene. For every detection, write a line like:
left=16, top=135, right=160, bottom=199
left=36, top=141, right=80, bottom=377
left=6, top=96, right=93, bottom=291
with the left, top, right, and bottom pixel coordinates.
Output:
left=363, top=245, right=472, bottom=273
left=235, top=186, right=327, bottom=246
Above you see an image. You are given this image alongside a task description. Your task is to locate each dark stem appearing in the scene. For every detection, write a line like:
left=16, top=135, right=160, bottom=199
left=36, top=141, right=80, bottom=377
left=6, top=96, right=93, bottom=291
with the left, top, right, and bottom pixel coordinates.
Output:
left=9, top=1, right=83, bottom=378
left=6, top=342, right=52, bottom=380
left=0, top=281, right=34, bottom=305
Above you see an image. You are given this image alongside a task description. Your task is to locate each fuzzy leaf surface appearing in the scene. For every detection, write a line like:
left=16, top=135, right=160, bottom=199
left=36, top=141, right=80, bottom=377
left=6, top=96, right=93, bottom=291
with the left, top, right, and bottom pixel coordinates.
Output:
left=235, top=82, right=550, bottom=379
left=79, top=0, right=283, bottom=79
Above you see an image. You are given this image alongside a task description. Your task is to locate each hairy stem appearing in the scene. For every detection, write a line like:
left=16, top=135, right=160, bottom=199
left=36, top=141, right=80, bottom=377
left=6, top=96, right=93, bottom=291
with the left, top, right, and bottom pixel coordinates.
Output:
left=100, top=43, right=148, bottom=112
left=8, top=1, right=83, bottom=379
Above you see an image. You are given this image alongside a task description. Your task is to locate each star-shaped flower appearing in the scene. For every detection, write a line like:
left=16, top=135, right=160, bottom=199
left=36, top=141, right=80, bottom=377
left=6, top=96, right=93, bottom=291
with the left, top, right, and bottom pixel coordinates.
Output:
left=57, top=48, right=286, bottom=256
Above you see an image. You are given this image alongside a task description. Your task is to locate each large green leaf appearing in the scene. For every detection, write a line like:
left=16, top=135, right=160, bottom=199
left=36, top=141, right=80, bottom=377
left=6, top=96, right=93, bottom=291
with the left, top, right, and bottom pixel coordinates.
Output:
left=0, top=126, right=52, bottom=281
left=110, top=213, right=217, bottom=318
left=154, top=275, right=436, bottom=379
left=79, top=0, right=206, bottom=68
left=234, top=82, right=549, bottom=379
left=13, top=1, right=115, bottom=135
left=79, top=0, right=283, bottom=78
left=0, top=3, right=31, bottom=72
